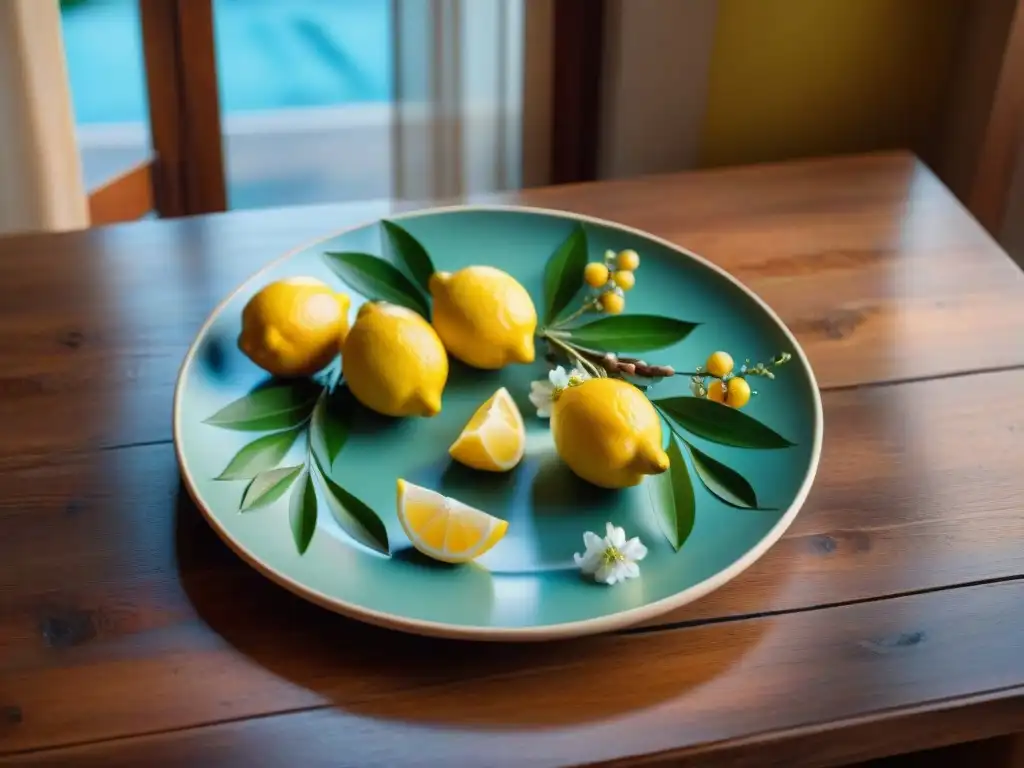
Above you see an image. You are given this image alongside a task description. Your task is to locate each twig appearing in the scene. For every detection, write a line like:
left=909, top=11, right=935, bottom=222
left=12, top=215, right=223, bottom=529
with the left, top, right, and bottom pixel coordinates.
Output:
left=579, top=348, right=678, bottom=379
left=544, top=334, right=603, bottom=378
left=548, top=299, right=600, bottom=330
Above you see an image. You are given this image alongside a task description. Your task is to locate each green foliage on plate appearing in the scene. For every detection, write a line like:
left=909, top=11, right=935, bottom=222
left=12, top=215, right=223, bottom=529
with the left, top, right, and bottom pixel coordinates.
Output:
left=646, top=435, right=695, bottom=550
left=240, top=465, right=303, bottom=512
left=681, top=440, right=759, bottom=510
left=542, top=224, right=588, bottom=324
left=207, top=382, right=390, bottom=557
left=289, top=470, right=318, bottom=555
left=381, top=220, right=435, bottom=295
left=203, top=215, right=803, bottom=560
left=203, top=379, right=320, bottom=431
left=312, top=454, right=390, bottom=555
left=654, top=396, right=794, bottom=449
left=215, top=427, right=303, bottom=480
left=322, top=220, right=435, bottom=319
left=551, top=314, right=698, bottom=353
left=323, top=251, right=429, bottom=318
left=537, top=223, right=798, bottom=550
left=311, top=386, right=353, bottom=469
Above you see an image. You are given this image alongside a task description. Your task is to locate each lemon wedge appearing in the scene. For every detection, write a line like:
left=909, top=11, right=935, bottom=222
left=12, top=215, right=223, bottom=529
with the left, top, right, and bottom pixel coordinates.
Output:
left=396, top=479, right=508, bottom=563
left=448, top=387, right=525, bottom=472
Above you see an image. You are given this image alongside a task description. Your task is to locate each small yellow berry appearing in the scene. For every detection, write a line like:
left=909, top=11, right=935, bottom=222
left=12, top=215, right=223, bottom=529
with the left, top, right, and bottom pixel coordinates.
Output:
left=612, top=271, right=635, bottom=291
left=584, top=262, right=610, bottom=288
left=599, top=291, right=625, bottom=314
left=706, top=376, right=750, bottom=408
left=616, top=249, right=640, bottom=271
left=726, top=377, right=751, bottom=408
left=705, top=351, right=734, bottom=379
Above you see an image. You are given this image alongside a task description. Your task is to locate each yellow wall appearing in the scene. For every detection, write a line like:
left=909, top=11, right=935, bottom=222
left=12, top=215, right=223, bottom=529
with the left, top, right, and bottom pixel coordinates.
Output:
left=700, top=0, right=967, bottom=168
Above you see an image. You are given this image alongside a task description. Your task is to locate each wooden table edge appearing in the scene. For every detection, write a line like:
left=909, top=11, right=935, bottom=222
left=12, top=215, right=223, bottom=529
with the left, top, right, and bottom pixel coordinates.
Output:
left=582, top=684, right=1024, bottom=767
left=5, top=675, right=1024, bottom=767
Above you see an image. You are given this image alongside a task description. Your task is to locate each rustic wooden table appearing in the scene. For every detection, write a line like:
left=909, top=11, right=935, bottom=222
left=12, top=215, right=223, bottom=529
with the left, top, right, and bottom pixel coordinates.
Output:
left=3, top=152, right=1024, bottom=767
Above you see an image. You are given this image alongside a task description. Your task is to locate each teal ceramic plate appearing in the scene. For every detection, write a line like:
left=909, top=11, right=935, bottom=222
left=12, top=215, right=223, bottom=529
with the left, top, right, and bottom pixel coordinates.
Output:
left=173, top=206, right=823, bottom=641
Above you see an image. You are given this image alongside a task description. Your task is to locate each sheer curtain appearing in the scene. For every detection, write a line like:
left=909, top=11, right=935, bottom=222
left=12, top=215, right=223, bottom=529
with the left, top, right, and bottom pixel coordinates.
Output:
left=390, top=0, right=551, bottom=202
left=0, top=0, right=87, bottom=235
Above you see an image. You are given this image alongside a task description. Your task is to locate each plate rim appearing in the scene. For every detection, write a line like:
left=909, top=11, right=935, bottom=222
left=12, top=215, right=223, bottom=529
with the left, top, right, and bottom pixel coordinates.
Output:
left=173, top=203, right=824, bottom=641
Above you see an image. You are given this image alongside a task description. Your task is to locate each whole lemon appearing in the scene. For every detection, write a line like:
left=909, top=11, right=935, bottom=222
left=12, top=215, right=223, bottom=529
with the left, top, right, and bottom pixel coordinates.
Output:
left=551, top=378, right=670, bottom=489
left=238, top=277, right=351, bottom=377
left=428, top=266, right=537, bottom=370
left=342, top=302, right=448, bottom=417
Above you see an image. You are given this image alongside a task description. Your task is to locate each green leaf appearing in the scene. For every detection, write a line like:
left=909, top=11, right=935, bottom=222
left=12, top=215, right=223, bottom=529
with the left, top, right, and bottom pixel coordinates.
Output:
left=311, top=386, right=355, bottom=468
left=381, top=220, right=435, bottom=295
left=240, top=465, right=303, bottom=511
left=655, top=396, right=795, bottom=449
left=562, top=315, right=698, bottom=353
left=313, top=459, right=390, bottom=555
left=646, top=436, right=695, bottom=550
left=323, top=251, right=430, bottom=318
left=215, top=427, right=302, bottom=480
left=543, top=225, right=588, bottom=324
left=289, top=470, right=318, bottom=554
left=203, top=380, right=321, bottom=431
left=684, top=442, right=758, bottom=509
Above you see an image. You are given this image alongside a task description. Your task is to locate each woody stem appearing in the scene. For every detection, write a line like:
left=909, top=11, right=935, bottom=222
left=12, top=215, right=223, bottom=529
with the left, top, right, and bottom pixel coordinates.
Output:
left=542, top=334, right=603, bottom=378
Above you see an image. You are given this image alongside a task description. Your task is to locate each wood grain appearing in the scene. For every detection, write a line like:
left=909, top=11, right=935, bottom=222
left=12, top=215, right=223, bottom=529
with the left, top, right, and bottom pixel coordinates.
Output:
left=3, top=152, right=1024, bottom=764
left=86, top=161, right=154, bottom=226
left=0, top=154, right=1022, bottom=461
left=3, top=369, right=1024, bottom=754
left=5, top=581, right=1024, bottom=767
left=139, top=0, right=226, bottom=217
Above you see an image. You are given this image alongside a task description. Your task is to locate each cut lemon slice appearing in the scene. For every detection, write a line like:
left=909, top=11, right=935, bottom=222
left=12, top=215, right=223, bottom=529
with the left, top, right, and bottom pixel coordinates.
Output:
left=396, top=479, right=509, bottom=563
left=448, top=386, right=525, bottom=472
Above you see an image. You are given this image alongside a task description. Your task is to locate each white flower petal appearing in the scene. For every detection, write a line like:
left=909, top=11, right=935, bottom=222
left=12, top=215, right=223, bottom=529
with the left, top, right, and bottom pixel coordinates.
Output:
left=530, top=379, right=552, bottom=395
left=577, top=525, right=645, bottom=585
left=582, top=530, right=604, bottom=552
left=620, top=537, right=648, bottom=562
left=621, top=561, right=640, bottom=580
left=574, top=550, right=602, bottom=574
left=606, top=523, right=626, bottom=548
left=549, top=366, right=569, bottom=388
left=528, top=384, right=553, bottom=418
left=595, top=561, right=618, bottom=585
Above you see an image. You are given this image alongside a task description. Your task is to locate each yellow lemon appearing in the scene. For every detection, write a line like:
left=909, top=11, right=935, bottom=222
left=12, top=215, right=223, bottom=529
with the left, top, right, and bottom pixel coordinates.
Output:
left=397, top=479, right=508, bottom=563
left=449, top=387, right=525, bottom=472
left=342, top=302, right=448, bottom=417
left=428, top=266, right=537, bottom=370
left=238, top=277, right=351, bottom=377
left=551, top=378, right=670, bottom=489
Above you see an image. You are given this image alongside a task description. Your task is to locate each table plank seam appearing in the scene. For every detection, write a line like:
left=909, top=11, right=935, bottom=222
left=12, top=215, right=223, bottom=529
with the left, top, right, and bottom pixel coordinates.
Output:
left=5, top=576, right=1024, bottom=761
left=9, top=361, right=1022, bottom=468
left=818, top=362, right=1024, bottom=394
left=6, top=663, right=1024, bottom=765
left=625, top=573, right=1024, bottom=636
left=589, top=683, right=1024, bottom=768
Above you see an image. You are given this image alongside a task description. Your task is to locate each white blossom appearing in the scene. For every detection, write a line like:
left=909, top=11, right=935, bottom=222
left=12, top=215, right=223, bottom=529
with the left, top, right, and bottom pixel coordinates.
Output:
left=528, top=366, right=591, bottom=418
left=529, top=378, right=555, bottom=418
left=574, top=522, right=648, bottom=585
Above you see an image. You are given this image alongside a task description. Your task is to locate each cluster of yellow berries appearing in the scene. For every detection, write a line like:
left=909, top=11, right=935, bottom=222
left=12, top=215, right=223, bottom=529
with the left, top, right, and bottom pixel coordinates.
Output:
left=583, top=249, right=640, bottom=315
left=692, top=350, right=792, bottom=409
